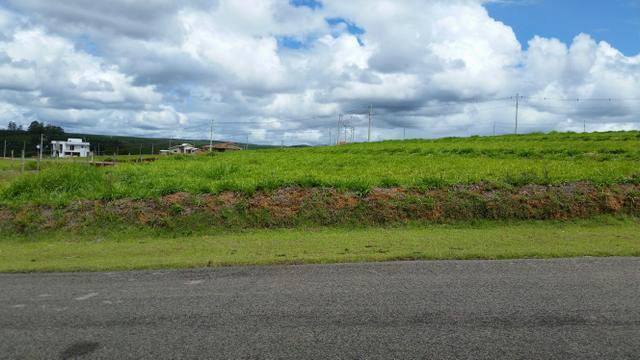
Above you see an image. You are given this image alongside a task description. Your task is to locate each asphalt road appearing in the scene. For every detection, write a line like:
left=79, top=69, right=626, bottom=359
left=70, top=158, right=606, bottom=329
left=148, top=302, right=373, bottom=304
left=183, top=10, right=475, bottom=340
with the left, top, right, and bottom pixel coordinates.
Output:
left=1, top=258, right=639, bottom=359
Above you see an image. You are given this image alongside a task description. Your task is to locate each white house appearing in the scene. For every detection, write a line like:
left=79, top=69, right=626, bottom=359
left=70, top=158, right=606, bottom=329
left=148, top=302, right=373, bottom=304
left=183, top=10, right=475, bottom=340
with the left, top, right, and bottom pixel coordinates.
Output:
left=51, top=138, right=91, bottom=158
left=164, top=143, right=200, bottom=155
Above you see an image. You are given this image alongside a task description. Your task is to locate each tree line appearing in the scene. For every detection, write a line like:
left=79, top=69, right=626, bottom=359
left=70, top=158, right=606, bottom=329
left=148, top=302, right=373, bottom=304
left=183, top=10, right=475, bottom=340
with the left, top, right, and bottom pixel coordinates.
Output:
left=2, top=121, right=66, bottom=157
left=6, top=121, right=65, bottom=136
left=7, top=120, right=65, bottom=146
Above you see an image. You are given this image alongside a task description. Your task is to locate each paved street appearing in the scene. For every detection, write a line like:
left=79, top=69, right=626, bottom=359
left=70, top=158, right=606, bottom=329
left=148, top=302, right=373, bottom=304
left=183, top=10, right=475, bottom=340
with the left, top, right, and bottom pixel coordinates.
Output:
left=1, top=258, right=639, bottom=359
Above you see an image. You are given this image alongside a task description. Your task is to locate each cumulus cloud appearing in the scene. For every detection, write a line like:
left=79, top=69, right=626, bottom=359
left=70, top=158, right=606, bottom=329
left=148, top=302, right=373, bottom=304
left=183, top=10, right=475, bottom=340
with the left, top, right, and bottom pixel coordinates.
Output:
left=0, top=0, right=638, bottom=144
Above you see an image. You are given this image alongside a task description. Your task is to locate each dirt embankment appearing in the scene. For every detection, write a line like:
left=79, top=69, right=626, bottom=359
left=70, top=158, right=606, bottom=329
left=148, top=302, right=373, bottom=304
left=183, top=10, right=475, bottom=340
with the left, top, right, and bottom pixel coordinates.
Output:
left=2, top=182, right=640, bottom=232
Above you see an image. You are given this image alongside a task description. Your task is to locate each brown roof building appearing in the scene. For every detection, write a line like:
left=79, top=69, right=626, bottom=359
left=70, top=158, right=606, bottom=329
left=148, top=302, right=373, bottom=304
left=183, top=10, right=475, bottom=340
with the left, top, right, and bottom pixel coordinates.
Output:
left=202, top=142, right=243, bottom=152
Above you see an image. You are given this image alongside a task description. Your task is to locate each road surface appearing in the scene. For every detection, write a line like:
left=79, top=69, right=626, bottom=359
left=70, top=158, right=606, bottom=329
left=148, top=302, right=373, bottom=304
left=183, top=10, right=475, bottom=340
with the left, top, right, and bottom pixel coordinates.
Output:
left=1, top=258, right=639, bottom=359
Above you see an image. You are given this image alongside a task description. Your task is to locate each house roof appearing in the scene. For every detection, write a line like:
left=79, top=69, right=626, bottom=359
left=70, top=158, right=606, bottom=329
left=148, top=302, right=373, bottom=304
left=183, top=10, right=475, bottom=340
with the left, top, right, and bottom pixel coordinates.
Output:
left=168, top=143, right=195, bottom=150
left=203, top=142, right=242, bottom=150
left=51, top=138, right=90, bottom=145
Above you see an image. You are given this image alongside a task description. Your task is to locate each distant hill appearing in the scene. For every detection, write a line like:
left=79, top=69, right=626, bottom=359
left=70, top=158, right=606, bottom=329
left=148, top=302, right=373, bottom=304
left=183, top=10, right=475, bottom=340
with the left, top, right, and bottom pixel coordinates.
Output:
left=0, top=130, right=272, bottom=157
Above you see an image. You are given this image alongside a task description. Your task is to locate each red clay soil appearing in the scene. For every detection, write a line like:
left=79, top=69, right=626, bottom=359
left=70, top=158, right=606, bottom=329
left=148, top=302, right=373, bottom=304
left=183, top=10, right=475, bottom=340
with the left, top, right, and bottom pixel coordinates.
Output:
left=1, top=182, right=639, bottom=232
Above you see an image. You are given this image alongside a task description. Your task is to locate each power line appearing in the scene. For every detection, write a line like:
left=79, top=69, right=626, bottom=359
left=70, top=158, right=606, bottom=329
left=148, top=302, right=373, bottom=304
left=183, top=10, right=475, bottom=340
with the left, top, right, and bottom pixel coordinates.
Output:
left=189, top=93, right=640, bottom=145
left=523, top=96, right=640, bottom=102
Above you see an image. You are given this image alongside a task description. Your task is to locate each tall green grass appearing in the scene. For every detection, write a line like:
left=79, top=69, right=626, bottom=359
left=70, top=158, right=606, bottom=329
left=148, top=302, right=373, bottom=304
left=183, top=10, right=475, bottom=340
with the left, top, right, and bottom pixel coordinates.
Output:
left=2, top=131, right=640, bottom=205
left=3, top=164, right=109, bottom=204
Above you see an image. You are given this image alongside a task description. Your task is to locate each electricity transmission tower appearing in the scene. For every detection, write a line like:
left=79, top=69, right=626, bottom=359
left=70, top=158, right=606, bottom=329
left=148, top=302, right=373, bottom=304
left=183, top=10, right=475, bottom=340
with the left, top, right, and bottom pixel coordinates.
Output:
left=337, top=115, right=355, bottom=145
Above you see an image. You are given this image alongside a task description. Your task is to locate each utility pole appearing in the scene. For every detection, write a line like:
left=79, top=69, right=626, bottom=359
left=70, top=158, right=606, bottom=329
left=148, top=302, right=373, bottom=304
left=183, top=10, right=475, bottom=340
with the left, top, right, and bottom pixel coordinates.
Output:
left=151, top=143, right=154, bottom=155
left=403, top=127, right=406, bottom=140
left=514, top=93, right=519, bottom=135
left=493, top=121, right=496, bottom=136
left=583, top=119, right=586, bottom=133
left=368, top=105, right=373, bottom=142
left=37, top=133, right=43, bottom=171
left=3, top=139, right=6, bottom=159
left=209, top=119, right=214, bottom=152
left=337, top=114, right=343, bottom=145
left=21, top=141, right=25, bottom=173
left=329, top=130, right=332, bottom=146
left=246, top=134, right=249, bottom=150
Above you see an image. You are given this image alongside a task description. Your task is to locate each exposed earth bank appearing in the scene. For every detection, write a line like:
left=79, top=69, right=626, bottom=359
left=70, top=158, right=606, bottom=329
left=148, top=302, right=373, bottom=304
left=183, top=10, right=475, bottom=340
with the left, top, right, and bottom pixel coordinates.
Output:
left=2, top=182, right=640, bottom=233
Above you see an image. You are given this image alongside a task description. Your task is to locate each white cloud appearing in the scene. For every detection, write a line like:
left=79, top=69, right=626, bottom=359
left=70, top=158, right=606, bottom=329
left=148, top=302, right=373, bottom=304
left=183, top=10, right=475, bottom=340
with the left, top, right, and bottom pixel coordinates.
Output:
left=0, top=0, right=638, bottom=144
left=0, top=26, right=183, bottom=132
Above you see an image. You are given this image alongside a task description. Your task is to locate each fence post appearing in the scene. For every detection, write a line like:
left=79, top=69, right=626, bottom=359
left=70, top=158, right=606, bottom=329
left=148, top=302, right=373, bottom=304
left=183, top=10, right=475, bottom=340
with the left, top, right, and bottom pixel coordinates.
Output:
left=21, top=149, right=25, bottom=173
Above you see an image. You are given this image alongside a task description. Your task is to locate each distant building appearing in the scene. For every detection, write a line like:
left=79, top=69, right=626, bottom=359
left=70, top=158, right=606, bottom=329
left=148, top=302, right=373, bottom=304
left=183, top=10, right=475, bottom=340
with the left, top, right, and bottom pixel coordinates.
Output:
left=202, top=142, right=243, bottom=152
left=164, top=143, right=200, bottom=155
left=51, top=138, right=91, bottom=158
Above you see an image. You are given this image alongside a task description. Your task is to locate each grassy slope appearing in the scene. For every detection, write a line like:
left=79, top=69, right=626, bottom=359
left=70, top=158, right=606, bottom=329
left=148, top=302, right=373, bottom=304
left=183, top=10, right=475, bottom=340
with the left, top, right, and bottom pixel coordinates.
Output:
left=1, top=217, right=639, bottom=272
left=1, top=131, right=640, bottom=205
left=1, top=132, right=639, bottom=273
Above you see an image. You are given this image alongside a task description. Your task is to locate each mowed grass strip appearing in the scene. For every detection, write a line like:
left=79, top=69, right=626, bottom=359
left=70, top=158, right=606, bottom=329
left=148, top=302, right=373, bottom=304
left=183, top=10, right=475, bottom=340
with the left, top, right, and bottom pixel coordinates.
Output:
left=2, top=218, right=639, bottom=272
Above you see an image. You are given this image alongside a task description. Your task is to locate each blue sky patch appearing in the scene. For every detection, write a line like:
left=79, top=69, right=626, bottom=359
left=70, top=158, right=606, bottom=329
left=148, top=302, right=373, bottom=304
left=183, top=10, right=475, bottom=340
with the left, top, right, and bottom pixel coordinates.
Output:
left=289, top=0, right=322, bottom=10
left=326, top=17, right=366, bottom=45
left=277, top=35, right=310, bottom=49
left=486, top=0, right=640, bottom=55
left=76, top=33, right=101, bottom=56
left=326, top=17, right=365, bottom=35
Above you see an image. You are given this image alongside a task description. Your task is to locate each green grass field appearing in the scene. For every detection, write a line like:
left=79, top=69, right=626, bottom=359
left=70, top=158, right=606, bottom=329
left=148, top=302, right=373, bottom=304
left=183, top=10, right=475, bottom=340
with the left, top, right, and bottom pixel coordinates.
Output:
left=2, top=132, right=640, bottom=272
left=1, top=131, right=640, bottom=206
left=1, top=217, right=638, bottom=272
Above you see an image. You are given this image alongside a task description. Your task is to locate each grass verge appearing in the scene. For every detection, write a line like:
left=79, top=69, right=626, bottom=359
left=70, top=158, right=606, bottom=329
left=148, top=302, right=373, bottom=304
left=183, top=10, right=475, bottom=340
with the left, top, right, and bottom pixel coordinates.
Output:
left=1, top=217, right=639, bottom=272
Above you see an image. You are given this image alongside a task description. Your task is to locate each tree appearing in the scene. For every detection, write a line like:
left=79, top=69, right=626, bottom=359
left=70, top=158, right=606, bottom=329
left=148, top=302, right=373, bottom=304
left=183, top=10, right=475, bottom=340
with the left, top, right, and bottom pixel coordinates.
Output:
left=44, top=124, right=65, bottom=137
left=7, top=121, right=19, bottom=131
left=28, top=121, right=44, bottom=134
left=26, top=121, right=65, bottom=152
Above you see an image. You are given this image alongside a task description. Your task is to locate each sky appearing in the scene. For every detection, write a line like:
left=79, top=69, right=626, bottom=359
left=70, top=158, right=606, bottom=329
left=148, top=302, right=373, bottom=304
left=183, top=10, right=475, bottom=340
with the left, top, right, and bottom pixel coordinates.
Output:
left=0, top=0, right=639, bottom=145
left=486, top=0, right=640, bottom=56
